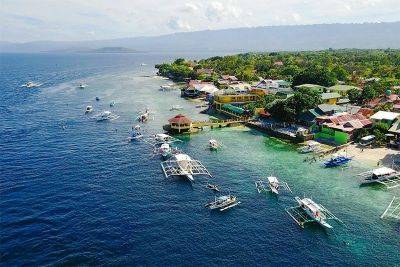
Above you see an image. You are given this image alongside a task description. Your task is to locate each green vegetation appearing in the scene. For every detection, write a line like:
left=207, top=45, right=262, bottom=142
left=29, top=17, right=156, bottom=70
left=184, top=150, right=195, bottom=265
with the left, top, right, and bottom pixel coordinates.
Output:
left=156, top=49, right=400, bottom=123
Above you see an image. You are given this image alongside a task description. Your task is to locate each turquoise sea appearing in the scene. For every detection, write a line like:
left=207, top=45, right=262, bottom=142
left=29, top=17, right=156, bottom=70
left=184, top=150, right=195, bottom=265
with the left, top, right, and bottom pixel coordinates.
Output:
left=0, top=53, right=399, bottom=266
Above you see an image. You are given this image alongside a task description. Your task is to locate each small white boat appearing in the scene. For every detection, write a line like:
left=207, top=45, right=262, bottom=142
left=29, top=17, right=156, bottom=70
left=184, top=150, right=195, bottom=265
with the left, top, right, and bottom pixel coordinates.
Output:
left=170, top=105, right=183, bottom=111
left=206, top=183, right=220, bottom=192
left=155, top=133, right=174, bottom=143
left=160, top=85, right=174, bottom=91
left=298, top=141, right=320, bottom=154
left=110, top=101, right=115, bottom=107
left=140, top=63, right=147, bottom=66
left=21, top=81, right=41, bottom=88
left=85, top=105, right=93, bottom=113
left=209, top=139, right=220, bottom=150
left=159, top=143, right=172, bottom=158
left=205, top=195, right=240, bottom=211
left=95, top=111, right=119, bottom=122
left=78, top=83, right=87, bottom=89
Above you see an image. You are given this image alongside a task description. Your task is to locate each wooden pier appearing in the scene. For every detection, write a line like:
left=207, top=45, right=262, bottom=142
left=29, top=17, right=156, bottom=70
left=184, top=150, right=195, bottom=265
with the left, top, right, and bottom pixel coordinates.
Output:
left=192, top=118, right=249, bottom=129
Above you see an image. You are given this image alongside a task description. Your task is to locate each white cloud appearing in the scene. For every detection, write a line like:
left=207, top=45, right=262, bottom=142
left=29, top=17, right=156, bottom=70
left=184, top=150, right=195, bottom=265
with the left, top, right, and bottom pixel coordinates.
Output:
left=0, top=0, right=399, bottom=42
left=167, top=17, right=192, bottom=31
left=180, top=3, right=199, bottom=13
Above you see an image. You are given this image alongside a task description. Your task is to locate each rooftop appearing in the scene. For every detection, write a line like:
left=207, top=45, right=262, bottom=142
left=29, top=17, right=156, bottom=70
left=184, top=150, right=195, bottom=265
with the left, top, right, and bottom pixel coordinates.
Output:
left=328, top=85, right=360, bottom=91
left=370, top=111, right=400, bottom=121
left=321, top=92, right=341, bottom=100
left=389, top=119, right=400, bottom=134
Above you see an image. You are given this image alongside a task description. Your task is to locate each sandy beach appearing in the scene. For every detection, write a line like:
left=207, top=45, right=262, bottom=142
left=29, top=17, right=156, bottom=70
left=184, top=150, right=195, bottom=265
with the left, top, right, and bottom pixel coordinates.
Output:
left=345, top=144, right=400, bottom=167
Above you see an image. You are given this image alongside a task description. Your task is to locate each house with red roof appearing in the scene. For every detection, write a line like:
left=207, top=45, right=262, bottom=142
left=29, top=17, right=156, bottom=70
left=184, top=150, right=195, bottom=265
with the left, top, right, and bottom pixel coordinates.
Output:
left=313, top=112, right=372, bottom=145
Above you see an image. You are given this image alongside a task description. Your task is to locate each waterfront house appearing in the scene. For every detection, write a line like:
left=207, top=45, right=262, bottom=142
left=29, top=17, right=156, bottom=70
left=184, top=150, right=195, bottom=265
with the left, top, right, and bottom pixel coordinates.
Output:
left=313, top=112, right=372, bottom=145
left=183, top=80, right=219, bottom=97
left=321, top=92, right=341, bottom=105
left=327, top=85, right=360, bottom=97
left=370, top=111, right=400, bottom=127
left=166, top=114, right=192, bottom=133
left=298, top=104, right=345, bottom=125
left=294, top=84, right=326, bottom=93
left=213, top=91, right=259, bottom=111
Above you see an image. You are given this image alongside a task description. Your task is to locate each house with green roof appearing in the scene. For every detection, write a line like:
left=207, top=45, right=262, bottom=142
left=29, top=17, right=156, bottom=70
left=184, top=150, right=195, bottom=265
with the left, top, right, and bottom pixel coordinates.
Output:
left=321, top=92, right=341, bottom=105
left=328, top=85, right=360, bottom=97
left=294, top=84, right=326, bottom=93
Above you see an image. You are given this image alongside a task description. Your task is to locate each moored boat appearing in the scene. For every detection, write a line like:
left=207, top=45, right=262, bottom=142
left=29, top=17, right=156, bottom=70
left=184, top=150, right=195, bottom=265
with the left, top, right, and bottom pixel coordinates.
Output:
left=323, top=155, right=352, bottom=168
left=95, top=111, right=119, bottom=121
left=209, top=139, right=220, bottom=150
left=85, top=105, right=93, bottom=113
left=205, top=195, right=240, bottom=211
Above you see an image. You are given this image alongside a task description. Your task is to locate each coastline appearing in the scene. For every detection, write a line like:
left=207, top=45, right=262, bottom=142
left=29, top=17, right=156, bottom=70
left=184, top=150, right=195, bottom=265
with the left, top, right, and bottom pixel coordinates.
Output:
left=344, top=145, right=399, bottom=167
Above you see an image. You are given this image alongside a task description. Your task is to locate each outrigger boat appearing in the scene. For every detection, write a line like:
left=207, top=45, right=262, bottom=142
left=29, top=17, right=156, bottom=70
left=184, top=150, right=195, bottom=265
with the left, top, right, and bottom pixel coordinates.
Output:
left=128, top=125, right=143, bottom=141
left=94, top=111, right=119, bottom=122
left=255, top=176, right=292, bottom=195
left=357, top=167, right=400, bottom=189
left=286, top=196, right=342, bottom=229
left=21, top=81, right=41, bottom=88
left=209, top=139, right=220, bottom=150
left=204, top=195, right=240, bottom=211
left=137, top=109, right=154, bottom=123
left=85, top=105, right=93, bottom=114
left=160, top=84, right=174, bottom=91
left=153, top=143, right=180, bottom=159
left=298, top=141, right=321, bottom=154
left=170, top=105, right=183, bottom=111
left=323, top=155, right=352, bottom=168
left=161, top=153, right=211, bottom=182
left=206, top=183, right=220, bottom=192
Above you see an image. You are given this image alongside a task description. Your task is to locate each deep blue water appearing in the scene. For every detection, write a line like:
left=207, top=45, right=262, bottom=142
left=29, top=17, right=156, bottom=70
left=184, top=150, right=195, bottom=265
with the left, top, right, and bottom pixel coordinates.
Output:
left=0, top=53, right=399, bottom=266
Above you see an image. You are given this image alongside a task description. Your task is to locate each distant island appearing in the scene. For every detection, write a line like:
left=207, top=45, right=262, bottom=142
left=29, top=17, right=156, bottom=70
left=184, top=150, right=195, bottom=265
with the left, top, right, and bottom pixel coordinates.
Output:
left=83, top=47, right=141, bottom=53
left=45, top=46, right=141, bottom=54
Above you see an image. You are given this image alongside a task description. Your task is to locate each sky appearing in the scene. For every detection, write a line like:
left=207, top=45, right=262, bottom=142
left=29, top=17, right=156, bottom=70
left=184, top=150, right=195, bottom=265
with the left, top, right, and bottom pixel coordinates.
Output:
left=1, top=0, right=399, bottom=43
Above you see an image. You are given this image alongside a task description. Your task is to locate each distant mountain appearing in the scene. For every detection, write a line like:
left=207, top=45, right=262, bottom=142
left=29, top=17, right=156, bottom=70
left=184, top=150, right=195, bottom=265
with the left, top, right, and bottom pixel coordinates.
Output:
left=46, top=46, right=141, bottom=53
left=1, top=22, right=400, bottom=53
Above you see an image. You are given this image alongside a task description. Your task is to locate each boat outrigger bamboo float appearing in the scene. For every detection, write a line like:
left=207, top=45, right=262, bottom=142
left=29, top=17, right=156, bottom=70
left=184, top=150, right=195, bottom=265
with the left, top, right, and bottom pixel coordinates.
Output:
left=380, top=196, right=400, bottom=220
left=255, top=176, right=292, bottom=195
left=285, top=196, right=343, bottom=229
left=161, top=153, right=211, bottom=182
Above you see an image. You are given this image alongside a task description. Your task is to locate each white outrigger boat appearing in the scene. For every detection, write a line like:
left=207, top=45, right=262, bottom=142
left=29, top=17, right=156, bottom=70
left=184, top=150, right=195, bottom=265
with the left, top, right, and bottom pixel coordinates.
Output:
left=161, top=153, right=211, bottom=182
left=85, top=105, right=93, bottom=114
left=286, top=196, right=342, bottom=229
left=94, top=111, right=119, bottom=122
left=144, top=133, right=181, bottom=146
left=357, top=167, right=400, bottom=189
left=21, top=81, right=41, bottom=88
left=137, top=109, right=154, bottom=123
left=255, top=176, right=292, bottom=195
left=153, top=143, right=180, bottom=159
left=170, top=105, right=183, bottom=111
left=160, top=84, right=174, bottom=91
left=209, top=139, right=220, bottom=150
left=298, top=141, right=321, bottom=154
left=205, top=195, right=240, bottom=211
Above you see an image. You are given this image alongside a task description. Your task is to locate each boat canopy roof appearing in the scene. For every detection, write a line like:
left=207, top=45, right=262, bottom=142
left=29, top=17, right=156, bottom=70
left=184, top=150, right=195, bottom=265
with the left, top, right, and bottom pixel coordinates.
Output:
left=372, top=167, right=396, bottom=176
left=361, top=135, right=375, bottom=141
